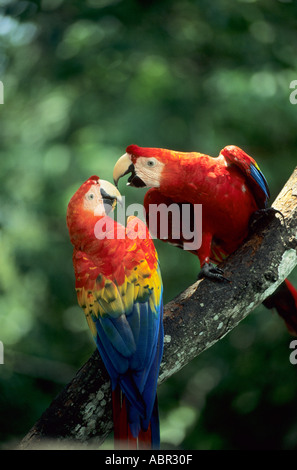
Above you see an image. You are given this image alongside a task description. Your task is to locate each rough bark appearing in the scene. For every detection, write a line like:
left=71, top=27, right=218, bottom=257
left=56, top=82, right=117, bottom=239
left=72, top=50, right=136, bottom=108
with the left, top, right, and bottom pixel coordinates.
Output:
left=19, top=167, right=297, bottom=450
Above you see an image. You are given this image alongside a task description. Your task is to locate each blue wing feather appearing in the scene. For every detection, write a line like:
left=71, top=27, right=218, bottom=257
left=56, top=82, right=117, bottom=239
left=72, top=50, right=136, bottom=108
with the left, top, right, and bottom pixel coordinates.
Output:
left=94, top=318, right=146, bottom=416
left=142, top=297, right=164, bottom=429
left=94, top=319, right=129, bottom=379
left=222, top=145, right=270, bottom=208
left=100, top=314, right=136, bottom=357
left=250, top=164, right=270, bottom=207
left=126, top=303, right=141, bottom=347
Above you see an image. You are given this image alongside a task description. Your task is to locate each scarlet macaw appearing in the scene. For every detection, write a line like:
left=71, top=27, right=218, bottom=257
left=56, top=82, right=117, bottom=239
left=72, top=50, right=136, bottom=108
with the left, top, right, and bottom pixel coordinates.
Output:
left=66, top=175, right=163, bottom=449
left=113, top=145, right=297, bottom=335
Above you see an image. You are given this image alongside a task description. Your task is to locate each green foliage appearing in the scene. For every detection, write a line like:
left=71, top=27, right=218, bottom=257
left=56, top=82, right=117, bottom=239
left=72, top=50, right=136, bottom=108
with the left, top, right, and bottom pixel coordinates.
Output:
left=0, top=0, right=297, bottom=449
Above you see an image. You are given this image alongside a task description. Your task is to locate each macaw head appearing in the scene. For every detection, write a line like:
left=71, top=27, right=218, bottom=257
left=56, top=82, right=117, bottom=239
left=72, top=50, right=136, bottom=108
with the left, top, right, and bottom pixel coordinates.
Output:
left=113, top=145, right=174, bottom=189
left=67, top=176, right=122, bottom=245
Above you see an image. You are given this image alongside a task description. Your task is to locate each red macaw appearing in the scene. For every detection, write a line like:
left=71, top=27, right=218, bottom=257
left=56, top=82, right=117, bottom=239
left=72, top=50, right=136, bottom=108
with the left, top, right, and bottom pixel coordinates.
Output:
left=113, top=144, right=297, bottom=335
left=66, top=175, right=164, bottom=449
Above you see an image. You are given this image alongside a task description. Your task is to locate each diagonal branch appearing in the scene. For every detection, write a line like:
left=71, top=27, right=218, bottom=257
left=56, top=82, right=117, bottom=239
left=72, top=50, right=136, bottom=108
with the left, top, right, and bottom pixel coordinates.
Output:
left=19, top=167, right=297, bottom=449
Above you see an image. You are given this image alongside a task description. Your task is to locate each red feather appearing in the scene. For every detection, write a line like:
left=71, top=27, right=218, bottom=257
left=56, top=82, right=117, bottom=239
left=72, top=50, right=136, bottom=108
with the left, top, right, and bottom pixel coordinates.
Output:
left=263, top=279, right=297, bottom=336
left=112, top=388, right=138, bottom=449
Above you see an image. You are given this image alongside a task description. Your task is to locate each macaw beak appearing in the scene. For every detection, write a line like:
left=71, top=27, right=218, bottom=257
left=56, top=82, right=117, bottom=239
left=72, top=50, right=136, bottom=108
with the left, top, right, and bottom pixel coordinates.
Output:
left=113, top=153, right=146, bottom=188
left=99, top=179, right=123, bottom=211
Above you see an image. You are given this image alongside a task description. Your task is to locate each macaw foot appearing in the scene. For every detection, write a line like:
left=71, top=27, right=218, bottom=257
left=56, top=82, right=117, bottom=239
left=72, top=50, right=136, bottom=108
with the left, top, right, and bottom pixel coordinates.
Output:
left=197, top=263, right=230, bottom=282
left=249, top=207, right=285, bottom=233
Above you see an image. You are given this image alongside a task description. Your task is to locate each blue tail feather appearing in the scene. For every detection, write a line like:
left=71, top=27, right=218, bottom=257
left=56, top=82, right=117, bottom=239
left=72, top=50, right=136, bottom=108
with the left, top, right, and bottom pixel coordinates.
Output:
left=150, top=397, right=160, bottom=449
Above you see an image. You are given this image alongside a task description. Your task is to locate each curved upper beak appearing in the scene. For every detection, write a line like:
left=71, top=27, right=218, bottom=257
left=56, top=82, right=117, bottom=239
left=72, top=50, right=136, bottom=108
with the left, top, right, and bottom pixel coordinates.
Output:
left=113, top=153, right=134, bottom=187
left=113, top=152, right=146, bottom=188
left=99, top=179, right=123, bottom=210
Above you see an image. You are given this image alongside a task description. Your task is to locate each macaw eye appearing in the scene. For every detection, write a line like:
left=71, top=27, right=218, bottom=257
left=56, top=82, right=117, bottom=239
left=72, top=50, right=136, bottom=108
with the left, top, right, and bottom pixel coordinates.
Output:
left=147, top=159, right=156, bottom=167
left=87, top=193, right=94, bottom=200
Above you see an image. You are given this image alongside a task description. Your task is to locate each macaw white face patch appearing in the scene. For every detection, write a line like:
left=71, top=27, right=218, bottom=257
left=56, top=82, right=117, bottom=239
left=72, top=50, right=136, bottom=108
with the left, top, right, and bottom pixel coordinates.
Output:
left=83, top=184, right=107, bottom=217
left=134, top=157, right=165, bottom=188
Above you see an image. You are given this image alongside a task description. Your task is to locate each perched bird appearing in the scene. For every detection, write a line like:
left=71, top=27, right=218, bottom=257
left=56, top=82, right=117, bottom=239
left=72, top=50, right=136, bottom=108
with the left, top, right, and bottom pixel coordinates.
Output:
left=113, top=144, right=297, bottom=335
left=66, top=175, right=164, bottom=449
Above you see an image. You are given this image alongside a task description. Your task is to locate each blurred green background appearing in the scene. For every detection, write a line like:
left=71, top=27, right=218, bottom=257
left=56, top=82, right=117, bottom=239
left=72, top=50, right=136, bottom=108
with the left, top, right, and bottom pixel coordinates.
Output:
left=1, top=0, right=297, bottom=450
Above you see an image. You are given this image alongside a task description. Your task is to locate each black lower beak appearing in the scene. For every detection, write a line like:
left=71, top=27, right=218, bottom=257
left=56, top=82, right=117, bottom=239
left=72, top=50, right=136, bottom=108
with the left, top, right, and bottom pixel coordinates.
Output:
left=100, top=188, right=117, bottom=214
left=127, top=165, right=146, bottom=188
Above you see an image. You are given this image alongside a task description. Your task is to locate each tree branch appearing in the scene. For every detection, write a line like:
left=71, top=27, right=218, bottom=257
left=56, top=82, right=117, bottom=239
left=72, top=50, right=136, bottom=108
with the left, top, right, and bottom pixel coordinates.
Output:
left=19, top=167, right=297, bottom=449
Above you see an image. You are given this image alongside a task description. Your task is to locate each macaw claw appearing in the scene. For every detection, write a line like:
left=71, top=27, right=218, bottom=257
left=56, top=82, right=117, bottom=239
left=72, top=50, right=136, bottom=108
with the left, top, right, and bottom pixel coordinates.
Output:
left=197, top=263, right=231, bottom=282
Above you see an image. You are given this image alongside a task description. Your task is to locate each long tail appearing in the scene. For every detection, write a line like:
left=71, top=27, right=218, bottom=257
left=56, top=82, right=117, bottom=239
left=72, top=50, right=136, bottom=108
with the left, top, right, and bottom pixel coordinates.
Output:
left=263, top=279, right=297, bottom=336
left=112, top=386, right=160, bottom=450
left=112, top=386, right=137, bottom=449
